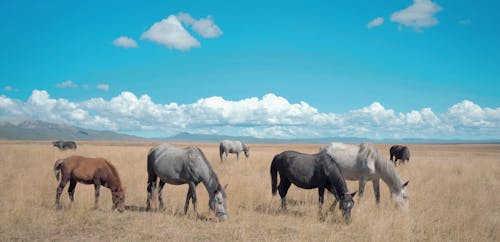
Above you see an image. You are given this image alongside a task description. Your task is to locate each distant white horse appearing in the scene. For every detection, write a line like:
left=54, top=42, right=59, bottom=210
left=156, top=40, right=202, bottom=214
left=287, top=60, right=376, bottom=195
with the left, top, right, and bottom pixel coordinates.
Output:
left=322, top=142, right=409, bottom=209
left=219, top=140, right=249, bottom=162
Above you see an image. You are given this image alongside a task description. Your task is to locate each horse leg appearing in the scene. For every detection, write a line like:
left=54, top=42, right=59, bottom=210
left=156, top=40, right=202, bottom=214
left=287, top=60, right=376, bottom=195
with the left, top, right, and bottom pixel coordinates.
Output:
left=327, top=186, right=340, bottom=212
left=55, top=177, right=69, bottom=209
left=373, top=179, right=381, bottom=204
left=236, top=152, right=239, bottom=160
left=358, top=178, right=367, bottom=200
left=157, top=180, right=166, bottom=211
left=184, top=187, right=191, bottom=215
left=318, top=186, right=325, bottom=220
left=68, top=179, right=77, bottom=207
left=146, top=180, right=157, bottom=211
left=93, top=178, right=101, bottom=210
left=278, top=178, right=291, bottom=210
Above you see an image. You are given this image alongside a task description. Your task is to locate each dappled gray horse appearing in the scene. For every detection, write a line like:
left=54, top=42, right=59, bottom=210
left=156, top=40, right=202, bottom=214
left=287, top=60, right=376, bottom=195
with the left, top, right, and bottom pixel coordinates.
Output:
left=322, top=143, right=409, bottom=209
left=270, top=150, right=357, bottom=223
left=390, top=145, right=411, bottom=166
left=219, top=140, right=249, bottom=162
left=147, top=144, right=228, bottom=220
left=52, top=140, right=77, bottom=150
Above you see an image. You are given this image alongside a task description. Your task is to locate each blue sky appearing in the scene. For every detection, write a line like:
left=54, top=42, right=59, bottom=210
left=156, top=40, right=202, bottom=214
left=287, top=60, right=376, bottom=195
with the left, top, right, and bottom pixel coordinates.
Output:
left=0, top=0, right=499, bottom=139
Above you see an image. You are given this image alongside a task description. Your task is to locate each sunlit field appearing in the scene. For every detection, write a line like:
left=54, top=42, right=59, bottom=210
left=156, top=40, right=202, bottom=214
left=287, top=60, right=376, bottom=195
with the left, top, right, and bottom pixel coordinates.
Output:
left=0, top=141, right=498, bottom=241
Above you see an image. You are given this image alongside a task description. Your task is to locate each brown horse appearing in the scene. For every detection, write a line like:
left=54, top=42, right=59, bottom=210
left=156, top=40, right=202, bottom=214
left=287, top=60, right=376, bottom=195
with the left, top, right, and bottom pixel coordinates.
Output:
left=54, top=156, right=125, bottom=212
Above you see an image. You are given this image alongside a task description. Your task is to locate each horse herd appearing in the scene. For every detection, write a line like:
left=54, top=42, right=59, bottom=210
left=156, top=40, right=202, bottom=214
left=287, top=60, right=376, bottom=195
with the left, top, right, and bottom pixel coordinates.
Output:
left=52, top=140, right=411, bottom=224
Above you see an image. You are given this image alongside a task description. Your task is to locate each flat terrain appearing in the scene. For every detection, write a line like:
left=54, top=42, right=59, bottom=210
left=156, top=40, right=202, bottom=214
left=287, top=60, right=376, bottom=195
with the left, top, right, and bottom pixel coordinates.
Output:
left=0, top=141, right=499, bottom=241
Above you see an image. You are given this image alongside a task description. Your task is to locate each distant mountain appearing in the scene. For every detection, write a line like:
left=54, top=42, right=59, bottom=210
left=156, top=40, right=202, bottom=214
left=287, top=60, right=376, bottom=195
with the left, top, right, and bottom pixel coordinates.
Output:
left=1, top=119, right=497, bottom=143
left=0, top=119, right=146, bottom=141
left=163, top=132, right=499, bottom=144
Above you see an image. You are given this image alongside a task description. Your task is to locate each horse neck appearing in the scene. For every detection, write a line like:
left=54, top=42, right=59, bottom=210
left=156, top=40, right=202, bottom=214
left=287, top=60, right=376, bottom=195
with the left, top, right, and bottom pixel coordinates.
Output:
left=329, top=168, right=349, bottom=195
left=104, top=162, right=123, bottom=193
left=375, top=157, right=403, bottom=194
left=202, top=170, right=220, bottom=199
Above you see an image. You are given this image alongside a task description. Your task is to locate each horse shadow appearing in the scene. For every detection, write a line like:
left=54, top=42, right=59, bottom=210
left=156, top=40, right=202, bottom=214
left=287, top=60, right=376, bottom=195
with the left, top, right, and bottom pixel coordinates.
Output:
left=124, top=204, right=219, bottom=222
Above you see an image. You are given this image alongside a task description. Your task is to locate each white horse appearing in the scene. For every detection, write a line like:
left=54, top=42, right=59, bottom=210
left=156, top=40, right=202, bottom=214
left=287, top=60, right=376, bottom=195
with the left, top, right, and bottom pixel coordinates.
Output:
left=219, top=140, right=249, bottom=162
left=322, top=142, right=409, bottom=209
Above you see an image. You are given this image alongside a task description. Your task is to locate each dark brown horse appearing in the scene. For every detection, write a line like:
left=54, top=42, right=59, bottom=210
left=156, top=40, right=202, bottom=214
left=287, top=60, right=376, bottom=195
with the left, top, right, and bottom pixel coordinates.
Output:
left=54, top=156, right=125, bottom=212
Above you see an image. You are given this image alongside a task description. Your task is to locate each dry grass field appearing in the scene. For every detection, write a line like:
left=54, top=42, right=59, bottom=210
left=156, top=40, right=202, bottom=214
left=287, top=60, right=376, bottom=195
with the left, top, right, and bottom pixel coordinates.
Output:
left=0, top=141, right=499, bottom=241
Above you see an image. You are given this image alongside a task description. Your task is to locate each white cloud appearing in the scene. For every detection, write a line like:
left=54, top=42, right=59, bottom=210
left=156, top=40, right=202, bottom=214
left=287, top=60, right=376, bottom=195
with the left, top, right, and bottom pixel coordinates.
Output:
left=96, top=84, right=109, bottom=91
left=141, top=15, right=200, bottom=50
left=390, top=0, right=442, bottom=31
left=367, top=17, right=384, bottom=28
left=113, top=36, right=138, bottom=48
left=3, top=86, right=17, bottom=91
left=177, top=13, right=223, bottom=38
left=0, top=90, right=499, bottom=139
left=56, top=80, right=78, bottom=88
left=458, top=19, right=472, bottom=25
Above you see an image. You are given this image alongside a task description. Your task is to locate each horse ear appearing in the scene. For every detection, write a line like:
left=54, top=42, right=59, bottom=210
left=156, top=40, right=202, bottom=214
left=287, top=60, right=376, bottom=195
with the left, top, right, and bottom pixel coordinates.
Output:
left=402, top=180, right=409, bottom=188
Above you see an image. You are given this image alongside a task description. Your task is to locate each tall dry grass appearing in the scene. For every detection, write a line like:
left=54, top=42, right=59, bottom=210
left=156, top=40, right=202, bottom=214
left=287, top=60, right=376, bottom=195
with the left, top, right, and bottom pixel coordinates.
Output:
left=0, top=141, right=499, bottom=241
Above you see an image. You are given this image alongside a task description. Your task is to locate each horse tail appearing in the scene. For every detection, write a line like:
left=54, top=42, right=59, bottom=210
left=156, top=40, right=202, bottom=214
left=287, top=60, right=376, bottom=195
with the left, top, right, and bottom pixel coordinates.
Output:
left=54, top=159, right=64, bottom=182
left=147, top=150, right=157, bottom=185
left=219, top=143, right=224, bottom=162
left=270, top=156, right=279, bottom=196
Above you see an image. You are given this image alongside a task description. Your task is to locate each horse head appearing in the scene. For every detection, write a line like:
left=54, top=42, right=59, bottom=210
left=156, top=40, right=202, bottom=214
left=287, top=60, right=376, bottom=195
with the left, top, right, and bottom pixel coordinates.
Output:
left=112, top=188, right=126, bottom=213
left=339, top=191, right=357, bottom=224
left=392, top=181, right=409, bottom=210
left=243, top=146, right=250, bottom=158
left=210, top=184, right=228, bottom=221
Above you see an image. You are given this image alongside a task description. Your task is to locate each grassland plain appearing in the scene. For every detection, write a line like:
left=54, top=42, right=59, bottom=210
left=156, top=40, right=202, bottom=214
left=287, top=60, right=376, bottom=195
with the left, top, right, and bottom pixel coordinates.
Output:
left=0, top=141, right=499, bottom=241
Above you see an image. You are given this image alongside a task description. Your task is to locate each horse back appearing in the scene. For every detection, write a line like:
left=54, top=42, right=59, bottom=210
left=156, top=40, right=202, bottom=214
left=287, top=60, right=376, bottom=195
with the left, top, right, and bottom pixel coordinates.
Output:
left=61, top=156, right=115, bottom=183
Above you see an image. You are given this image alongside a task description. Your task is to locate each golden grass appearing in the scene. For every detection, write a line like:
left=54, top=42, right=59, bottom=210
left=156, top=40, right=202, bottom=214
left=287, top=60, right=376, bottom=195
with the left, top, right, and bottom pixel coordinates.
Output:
left=0, top=141, right=499, bottom=241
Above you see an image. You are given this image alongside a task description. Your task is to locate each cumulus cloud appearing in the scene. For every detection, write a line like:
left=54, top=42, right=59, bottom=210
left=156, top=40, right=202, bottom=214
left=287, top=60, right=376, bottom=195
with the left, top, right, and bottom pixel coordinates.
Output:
left=3, top=86, right=16, bottom=91
left=141, top=15, right=200, bottom=50
left=96, top=84, right=109, bottom=91
left=458, top=19, right=472, bottom=25
left=56, top=80, right=78, bottom=88
left=390, top=0, right=442, bottom=31
left=0, top=90, right=499, bottom=139
left=177, top=12, right=223, bottom=38
left=367, top=17, right=384, bottom=28
left=113, top=36, right=138, bottom=48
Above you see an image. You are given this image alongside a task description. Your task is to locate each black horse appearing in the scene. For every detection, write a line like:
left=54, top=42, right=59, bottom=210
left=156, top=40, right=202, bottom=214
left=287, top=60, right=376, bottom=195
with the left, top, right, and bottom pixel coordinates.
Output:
left=270, top=150, right=357, bottom=224
left=390, top=145, right=410, bottom=166
left=53, top=140, right=77, bottom=151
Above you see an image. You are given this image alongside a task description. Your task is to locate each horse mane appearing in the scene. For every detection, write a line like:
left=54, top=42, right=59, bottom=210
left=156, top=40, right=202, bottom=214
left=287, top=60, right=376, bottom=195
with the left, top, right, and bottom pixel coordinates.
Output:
left=104, top=159, right=124, bottom=192
left=193, top=147, right=221, bottom=188
left=359, top=143, right=403, bottom=192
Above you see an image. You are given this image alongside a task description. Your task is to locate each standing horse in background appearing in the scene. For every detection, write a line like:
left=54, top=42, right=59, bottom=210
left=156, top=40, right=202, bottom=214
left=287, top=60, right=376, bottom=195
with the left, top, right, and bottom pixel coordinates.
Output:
left=147, top=144, right=228, bottom=221
left=390, top=145, right=411, bottom=166
left=53, top=156, right=125, bottom=212
left=53, top=140, right=77, bottom=150
left=322, top=143, right=409, bottom=209
left=270, top=150, right=357, bottom=224
left=219, top=140, right=249, bottom=162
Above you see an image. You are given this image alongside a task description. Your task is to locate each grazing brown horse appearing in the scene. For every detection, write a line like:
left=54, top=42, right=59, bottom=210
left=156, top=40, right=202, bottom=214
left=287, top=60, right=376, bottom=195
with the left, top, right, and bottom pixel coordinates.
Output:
left=54, top=156, right=125, bottom=212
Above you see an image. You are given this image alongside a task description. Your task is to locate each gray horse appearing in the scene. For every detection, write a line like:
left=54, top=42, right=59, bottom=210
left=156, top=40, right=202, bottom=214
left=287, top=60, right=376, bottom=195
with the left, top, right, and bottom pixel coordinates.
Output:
left=219, top=140, right=249, bottom=162
left=146, top=144, right=228, bottom=220
left=270, top=150, right=357, bottom=224
left=52, top=140, right=77, bottom=150
left=390, top=145, right=411, bottom=166
left=322, top=143, right=409, bottom=209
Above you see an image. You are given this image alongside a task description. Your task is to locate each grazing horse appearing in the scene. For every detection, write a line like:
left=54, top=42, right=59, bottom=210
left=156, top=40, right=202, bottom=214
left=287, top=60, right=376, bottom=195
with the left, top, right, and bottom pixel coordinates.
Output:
left=219, top=140, right=249, bottom=162
left=147, top=144, right=228, bottom=221
left=53, top=156, right=125, bottom=212
left=270, top=150, right=357, bottom=224
left=322, top=143, right=409, bottom=209
left=52, top=140, right=77, bottom=151
left=390, top=145, right=411, bottom=166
